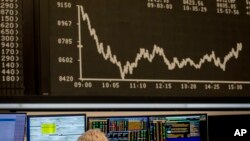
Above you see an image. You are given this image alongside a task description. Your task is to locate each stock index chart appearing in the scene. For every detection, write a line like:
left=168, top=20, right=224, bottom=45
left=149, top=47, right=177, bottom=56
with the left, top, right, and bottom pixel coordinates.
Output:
left=48, top=0, right=250, bottom=98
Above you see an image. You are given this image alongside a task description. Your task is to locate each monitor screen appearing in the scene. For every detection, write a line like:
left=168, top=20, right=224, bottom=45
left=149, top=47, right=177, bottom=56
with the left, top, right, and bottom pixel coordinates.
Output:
left=88, top=116, right=148, bottom=141
left=149, top=114, right=208, bottom=141
left=0, top=113, right=26, bottom=141
left=27, top=114, right=86, bottom=141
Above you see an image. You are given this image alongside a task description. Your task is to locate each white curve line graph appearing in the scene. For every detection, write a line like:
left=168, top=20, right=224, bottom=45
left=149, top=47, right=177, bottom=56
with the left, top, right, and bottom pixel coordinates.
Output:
left=77, top=5, right=243, bottom=80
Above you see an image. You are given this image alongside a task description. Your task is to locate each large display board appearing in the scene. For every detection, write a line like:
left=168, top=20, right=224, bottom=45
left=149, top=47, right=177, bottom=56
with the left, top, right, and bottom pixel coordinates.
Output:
left=1, top=0, right=250, bottom=103
left=39, top=0, right=250, bottom=100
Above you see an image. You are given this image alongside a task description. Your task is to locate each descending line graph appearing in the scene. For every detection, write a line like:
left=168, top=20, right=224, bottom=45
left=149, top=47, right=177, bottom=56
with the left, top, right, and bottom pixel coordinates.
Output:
left=76, top=5, right=243, bottom=80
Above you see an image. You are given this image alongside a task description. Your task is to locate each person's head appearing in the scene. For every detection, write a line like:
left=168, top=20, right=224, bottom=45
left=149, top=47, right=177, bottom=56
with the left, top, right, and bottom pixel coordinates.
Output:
left=78, top=129, right=109, bottom=141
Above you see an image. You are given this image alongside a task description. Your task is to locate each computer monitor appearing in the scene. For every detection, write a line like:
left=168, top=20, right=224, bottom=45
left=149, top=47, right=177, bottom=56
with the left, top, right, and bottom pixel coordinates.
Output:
left=0, top=113, right=26, bottom=141
left=149, top=114, right=208, bottom=141
left=88, top=116, right=149, bottom=141
left=27, top=114, right=86, bottom=141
